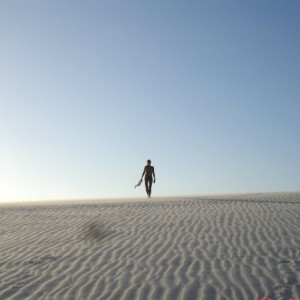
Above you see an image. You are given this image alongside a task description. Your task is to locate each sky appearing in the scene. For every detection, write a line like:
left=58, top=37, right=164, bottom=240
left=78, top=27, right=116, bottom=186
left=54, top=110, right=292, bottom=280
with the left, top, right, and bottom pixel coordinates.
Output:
left=0, top=1, right=299, bottom=202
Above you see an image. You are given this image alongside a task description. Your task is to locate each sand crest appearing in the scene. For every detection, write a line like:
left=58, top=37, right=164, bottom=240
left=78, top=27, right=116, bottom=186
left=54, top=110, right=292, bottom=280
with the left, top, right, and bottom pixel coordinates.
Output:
left=0, top=192, right=300, bottom=300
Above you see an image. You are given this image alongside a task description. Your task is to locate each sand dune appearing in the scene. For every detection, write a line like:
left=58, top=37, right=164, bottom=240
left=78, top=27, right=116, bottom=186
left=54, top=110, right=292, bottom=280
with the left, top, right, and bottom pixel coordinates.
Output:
left=0, top=192, right=300, bottom=300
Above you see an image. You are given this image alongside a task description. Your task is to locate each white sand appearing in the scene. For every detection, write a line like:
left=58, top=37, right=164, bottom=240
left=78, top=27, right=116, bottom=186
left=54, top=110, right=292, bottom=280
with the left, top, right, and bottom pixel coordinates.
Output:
left=0, top=192, right=300, bottom=300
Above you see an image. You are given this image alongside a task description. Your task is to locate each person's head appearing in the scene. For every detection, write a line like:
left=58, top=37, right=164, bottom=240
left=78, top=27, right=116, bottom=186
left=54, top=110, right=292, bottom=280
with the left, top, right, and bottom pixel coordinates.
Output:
left=147, top=159, right=151, bottom=165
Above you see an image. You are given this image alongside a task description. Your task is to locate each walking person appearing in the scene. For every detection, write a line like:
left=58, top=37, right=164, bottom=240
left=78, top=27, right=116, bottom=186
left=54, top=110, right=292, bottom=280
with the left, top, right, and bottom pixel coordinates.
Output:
left=141, top=160, right=156, bottom=197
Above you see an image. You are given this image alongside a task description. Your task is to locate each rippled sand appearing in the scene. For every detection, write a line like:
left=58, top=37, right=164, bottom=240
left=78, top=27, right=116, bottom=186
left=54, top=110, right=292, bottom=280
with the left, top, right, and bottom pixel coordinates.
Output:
left=1, top=192, right=300, bottom=300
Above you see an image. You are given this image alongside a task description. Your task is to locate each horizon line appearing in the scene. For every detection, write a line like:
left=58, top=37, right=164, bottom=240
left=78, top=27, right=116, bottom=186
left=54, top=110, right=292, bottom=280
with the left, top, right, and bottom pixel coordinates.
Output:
left=1, top=190, right=299, bottom=205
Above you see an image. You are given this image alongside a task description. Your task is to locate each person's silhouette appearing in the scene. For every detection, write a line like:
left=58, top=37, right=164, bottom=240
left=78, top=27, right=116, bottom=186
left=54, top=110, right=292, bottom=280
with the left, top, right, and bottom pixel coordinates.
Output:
left=141, top=160, right=156, bottom=197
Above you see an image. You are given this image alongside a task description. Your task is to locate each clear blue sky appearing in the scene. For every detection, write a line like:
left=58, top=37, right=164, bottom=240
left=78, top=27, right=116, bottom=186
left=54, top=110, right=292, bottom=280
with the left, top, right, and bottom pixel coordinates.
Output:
left=1, top=1, right=299, bottom=202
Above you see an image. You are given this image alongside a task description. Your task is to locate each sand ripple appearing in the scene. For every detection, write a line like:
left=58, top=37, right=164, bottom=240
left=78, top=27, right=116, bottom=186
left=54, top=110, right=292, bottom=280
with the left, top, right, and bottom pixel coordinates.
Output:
left=0, top=192, right=300, bottom=300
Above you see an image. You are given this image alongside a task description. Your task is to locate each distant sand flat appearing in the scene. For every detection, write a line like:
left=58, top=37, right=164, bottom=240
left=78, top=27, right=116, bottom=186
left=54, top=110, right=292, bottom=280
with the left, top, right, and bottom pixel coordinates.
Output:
left=1, top=192, right=300, bottom=300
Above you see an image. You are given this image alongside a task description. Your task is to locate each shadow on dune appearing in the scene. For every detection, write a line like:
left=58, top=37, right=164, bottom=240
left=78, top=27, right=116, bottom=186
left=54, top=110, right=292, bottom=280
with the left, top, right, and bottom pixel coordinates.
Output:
left=83, top=222, right=113, bottom=243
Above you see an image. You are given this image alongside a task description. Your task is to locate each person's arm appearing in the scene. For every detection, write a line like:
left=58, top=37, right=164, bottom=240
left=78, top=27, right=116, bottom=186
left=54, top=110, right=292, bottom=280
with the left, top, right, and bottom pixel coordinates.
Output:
left=141, top=167, right=146, bottom=180
left=153, top=167, right=156, bottom=183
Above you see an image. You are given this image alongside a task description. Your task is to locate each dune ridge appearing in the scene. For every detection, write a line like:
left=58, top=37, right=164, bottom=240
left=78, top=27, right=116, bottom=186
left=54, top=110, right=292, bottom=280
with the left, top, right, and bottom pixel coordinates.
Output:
left=0, top=192, right=300, bottom=300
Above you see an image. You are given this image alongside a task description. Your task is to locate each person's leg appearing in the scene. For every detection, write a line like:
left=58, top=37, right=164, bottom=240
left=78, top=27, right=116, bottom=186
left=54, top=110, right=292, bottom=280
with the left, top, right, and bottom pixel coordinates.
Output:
left=145, top=178, right=149, bottom=195
left=148, top=179, right=153, bottom=197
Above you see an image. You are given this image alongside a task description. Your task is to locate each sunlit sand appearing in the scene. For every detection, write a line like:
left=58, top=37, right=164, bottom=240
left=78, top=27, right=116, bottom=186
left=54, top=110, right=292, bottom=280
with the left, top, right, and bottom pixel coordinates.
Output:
left=1, top=192, right=299, bottom=300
